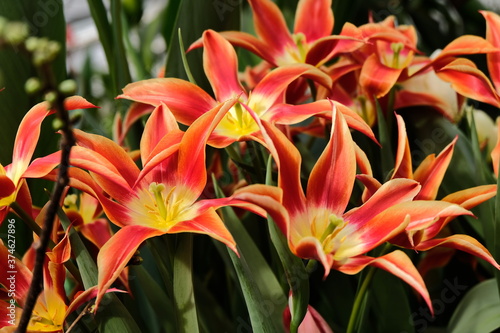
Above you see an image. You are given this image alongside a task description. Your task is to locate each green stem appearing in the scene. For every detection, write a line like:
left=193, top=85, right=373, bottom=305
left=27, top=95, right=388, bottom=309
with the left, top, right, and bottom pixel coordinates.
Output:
left=173, top=233, right=199, bottom=333
left=346, top=243, right=392, bottom=333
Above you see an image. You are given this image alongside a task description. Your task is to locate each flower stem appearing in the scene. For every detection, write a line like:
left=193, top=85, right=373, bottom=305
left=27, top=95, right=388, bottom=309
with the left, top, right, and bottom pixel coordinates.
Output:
left=346, top=243, right=392, bottom=333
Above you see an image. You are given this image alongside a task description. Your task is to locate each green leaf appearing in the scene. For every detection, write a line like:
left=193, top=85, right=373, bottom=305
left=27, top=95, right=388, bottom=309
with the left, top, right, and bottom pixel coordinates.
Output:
left=173, top=233, right=199, bottom=333
left=164, top=0, right=240, bottom=90
left=265, top=156, right=309, bottom=333
left=57, top=208, right=141, bottom=333
left=448, top=279, right=500, bottom=333
left=213, top=177, right=286, bottom=331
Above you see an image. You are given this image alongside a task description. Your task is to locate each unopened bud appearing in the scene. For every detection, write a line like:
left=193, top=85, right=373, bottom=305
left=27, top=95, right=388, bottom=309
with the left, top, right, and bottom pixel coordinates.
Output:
left=4, top=22, right=29, bottom=45
left=58, top=79, right=77, bottom=96
left=0, top=17, right=8, bottom=38
left=44, top=90, right=57, bottom=104
left=25, top=77, right=42, bottom=95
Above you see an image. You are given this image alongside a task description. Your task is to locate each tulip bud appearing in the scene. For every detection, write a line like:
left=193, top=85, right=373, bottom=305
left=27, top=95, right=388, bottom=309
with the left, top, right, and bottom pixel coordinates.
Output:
left=24, top=77, right=42, bottom=95
left=4, top=21, right=29, bottom=45
left=59, top=79, right=77, bottom=96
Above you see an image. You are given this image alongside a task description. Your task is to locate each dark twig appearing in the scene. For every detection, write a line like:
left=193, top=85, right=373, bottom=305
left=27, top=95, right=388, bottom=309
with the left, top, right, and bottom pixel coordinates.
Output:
left=15, top=65, right=76, bottom=333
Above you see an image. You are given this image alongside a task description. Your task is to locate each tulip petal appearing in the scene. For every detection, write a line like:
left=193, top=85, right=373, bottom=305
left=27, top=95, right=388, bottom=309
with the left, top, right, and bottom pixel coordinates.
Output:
left=335, top=251, right=432, bottom=314
left=344, top=178, right=420, bottom=227
left=481, top=11, right=500, bottom=93
left=248, top=0, right=294, bottom=60
left=74, top=129, right=140, bottom=187
left=294, top=236, right=332, bottom=276
left=252, top=64, right=332, bottom=111
left=96, top=225, right=163, bottom=308
left=116, top=102, right=155, bottom=145
left=118, top=78, right=217, bottom=125
left=307, top=103, right=356, bottom=215
left=433, top=35, right=498, bottom=65
left=392, top=114, right=413, bottom=179
left=359, top=53, right=402, bottom=98
left=0, top=240, right=32, bottom=307
left=10, top=102, right=52, bottom=185
left=168, top=207, right=237, bottom=254
left=294, top=0, right=333, bottom=43
left=413, top=137, right=457, bottom=200
left=177, top=98, right=236, bottom=195
left=140, top=103, right=179, bottom=164
left=203, top=30, right=247, bottom=102
left=258, top=120, right=306, bottom=216
left=416, top=234, right=500, bottom=269
left=436, top=58, right=500, bottom=108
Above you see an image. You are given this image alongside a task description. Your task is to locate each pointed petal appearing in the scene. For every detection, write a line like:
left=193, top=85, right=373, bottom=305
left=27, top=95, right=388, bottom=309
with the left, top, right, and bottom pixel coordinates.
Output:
left=248, top=0, right=294, bottom=58
left=416, top=234, right=500, bottom=269
left=140, top=103, right=179, bottom=164
left=492, top=119, right=500, bottom=177
left=63, top=96, right=98, bottom=110
left=0, top=240, right=32, bottom=307
left=436, top=58, right=500, bottom=108
left=177, top=98, right=237, bottom=195
left=168, top=207, right=237, bottom=254
left=481, top=11, right=500, bottom=93
left=306, top=103, right=356, bottom=215
left=356, top=174, right=382, bottom=203
left=252, top=64, right=332, bottom=110
left=294, top=236, right=332, bottom=276
left=344, top=178, right=420, bottom=227
left=359, top=53, right=403, bottom=98
left=118, top=102, right=155, bottom=145
left=96, top=225, right=163, bottom=308
left=208, top=31, right=275, bottom=65
left=433, top=35, right=498, bottom=65
left=22, top=151, right=61, bottom=179
left=335, top=251, right=432, bottom=314
left=268, top=100, right=377, bottom=143
left=392, top=200, right=472, bottom=232
left=442, top=184, right=497, bottom=210
left=294, top=0, right=333, bottom=42
left=413, top=137, right=457, bottom=200
left=392, top=114, right=413, bottom=179
left=118, top=78, right=217, bottom=125
left=74, top=129, right=140, bottom=186
left=203, top=30, right=247, bottom=102
left=259, top=120, right=306, bottom=216
left=10, top=102, right=51, bottom=184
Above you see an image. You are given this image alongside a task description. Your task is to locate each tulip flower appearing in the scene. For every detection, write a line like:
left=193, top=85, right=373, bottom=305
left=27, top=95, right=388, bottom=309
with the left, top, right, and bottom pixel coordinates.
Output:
left=255, top=102, right=473, bottom=311
left=359, top=114, right=499, bottom=270
left=0, top=96, right=96, bottom=224
left=189, top=0, right=363, bottom=67
left=56, top=99, right=284, bottom=308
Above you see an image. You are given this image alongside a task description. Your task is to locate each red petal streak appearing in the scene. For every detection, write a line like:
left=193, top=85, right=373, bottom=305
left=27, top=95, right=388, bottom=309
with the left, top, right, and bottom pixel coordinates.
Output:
left=118, top=78, right=217, bottom=125
left=294, top=0, right=333, bottom=43
left=307, top=103, right=356, bottom=215
left=203, top=30, right=247, bottom=102
left=335, top=251, right=432, bottom=314
left=96, top=225, right=163, bottom=309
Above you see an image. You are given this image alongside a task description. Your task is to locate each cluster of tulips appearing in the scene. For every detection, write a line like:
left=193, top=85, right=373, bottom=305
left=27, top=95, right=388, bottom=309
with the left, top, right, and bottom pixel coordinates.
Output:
left=2, top=0, right=500, bottom=332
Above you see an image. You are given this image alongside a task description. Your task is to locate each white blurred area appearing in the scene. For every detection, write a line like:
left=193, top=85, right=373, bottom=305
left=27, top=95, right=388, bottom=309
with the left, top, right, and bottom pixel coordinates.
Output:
left=63, top=0, right=166, bottom=77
